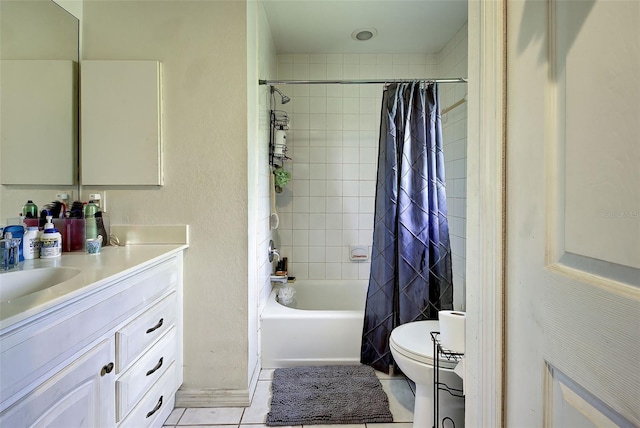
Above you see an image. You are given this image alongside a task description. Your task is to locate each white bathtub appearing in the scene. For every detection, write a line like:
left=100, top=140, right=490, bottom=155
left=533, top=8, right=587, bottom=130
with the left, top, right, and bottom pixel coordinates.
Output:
left=260, top=280, right=368, bottom=368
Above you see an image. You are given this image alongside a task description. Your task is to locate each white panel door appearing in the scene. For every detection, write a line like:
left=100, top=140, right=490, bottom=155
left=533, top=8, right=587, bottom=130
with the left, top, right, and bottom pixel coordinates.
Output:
left=506, top=0, right=640, bottom=426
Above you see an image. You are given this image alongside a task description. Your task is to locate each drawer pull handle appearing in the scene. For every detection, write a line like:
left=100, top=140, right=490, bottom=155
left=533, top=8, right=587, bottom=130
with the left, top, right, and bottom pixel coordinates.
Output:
left=146, top=395, right=163, bottom=418
left=146, top=357, right=164, bottom=376
left=100, top=362, right=114, bottom=376
left=146, top=318, right=164, bottom=334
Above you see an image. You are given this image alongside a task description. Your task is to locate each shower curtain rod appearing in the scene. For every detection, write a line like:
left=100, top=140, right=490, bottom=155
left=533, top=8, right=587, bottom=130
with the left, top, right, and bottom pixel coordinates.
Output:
left=259, top=78, right=467, bottom=85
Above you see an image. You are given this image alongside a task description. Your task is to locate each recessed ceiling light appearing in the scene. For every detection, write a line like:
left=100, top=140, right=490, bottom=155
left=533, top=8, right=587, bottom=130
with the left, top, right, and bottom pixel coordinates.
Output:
left=351, top=27, right=377, bottom=41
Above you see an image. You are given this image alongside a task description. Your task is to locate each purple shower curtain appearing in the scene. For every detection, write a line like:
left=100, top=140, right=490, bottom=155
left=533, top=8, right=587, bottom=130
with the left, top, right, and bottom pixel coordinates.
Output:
left=360, top=82, right=453, bottom=373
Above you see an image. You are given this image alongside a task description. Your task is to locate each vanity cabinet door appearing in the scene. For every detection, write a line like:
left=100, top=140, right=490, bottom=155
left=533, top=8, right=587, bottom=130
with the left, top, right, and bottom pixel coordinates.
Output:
left=81, top=60, right=162, bottom=185
left=0, top=337, right=116, bottom=427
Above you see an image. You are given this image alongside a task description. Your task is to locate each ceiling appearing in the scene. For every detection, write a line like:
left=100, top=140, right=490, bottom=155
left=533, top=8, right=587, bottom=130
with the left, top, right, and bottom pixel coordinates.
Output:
left=262, top=0, right=468, bottom=54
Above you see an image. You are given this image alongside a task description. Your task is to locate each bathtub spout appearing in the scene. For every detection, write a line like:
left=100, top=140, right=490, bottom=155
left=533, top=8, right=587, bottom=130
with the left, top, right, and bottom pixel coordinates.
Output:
left=270, top=275, right=288, bottom=283
left=268, top=239, right=280, bottom=263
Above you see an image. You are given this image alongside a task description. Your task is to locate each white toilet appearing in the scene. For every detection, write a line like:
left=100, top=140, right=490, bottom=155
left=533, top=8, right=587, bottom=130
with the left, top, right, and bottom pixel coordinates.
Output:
left=389, top=320, right=465, bottom=428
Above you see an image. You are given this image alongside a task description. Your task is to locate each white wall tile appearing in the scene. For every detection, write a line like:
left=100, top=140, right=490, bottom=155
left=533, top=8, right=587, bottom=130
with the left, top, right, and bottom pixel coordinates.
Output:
left=309, top=147, right=327, bottom=163
left=343, top=181, right=359, bottom=197
left=310, top=98, right=327, bottom=114
left=278, top=229, right=293, bottom=246
left=292, top=213, right=309, bottom=229
left=326, top=263, right=342, bottom=279
left=358, top=262, right=372, bottom=280
left=293, top=229, right=309, bottom=246
left=359, top=181, right=376, bottom=197
left=326, top=164, right=343, bottom=180
left=310, top=180, right=327, bottom=196
left=290, top=262, right=308, bottom=279
left=327, top=114, right=343, bottom=130
left=309, top=196, right=326, bottom=213
left=343, top=213, right=359, bottom=230
left=309, top=63, right=327, bottom=80
left=342, top=263, right=359, bottom=279
left=309, top=163, right=326, bottom=180
left=309, top=114, right=327, bottom=130
left=327, top=63, right=343, bottom=79
left=342, top=229, right=359, bottom=246
left=309, top=245, right=326, bottom=262
left=292, top=196, right=309, bottom=213
left=326, top=214, right=342, bottom=230
left=343, top=163, right=360, bottom=180
left=309, top=213, right=326, bottom=229
left=326, top=180, right=343, bottom=197
left=309, top=263, right=326, bottom=279
left=359, top=197, right=375, bottom=213
left=343, top=197, right=359, bottom=213
left=326, top=247, right=342, bottom=263
left=327, top=147, right=343, bottom=164
left=326, top=196, right=342, bottom=213
left=310, top=54, right=327, bottom=64
left=292, top=179, right=310, bottom=196
left=292, top=245, right=309, bottom=262
left=325, top=229, right=342, bottom=246
left=294, top=146, right=310, bottom=163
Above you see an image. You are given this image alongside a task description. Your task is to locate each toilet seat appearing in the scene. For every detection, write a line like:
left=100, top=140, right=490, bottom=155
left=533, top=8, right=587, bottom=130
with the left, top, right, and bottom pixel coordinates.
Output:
left=390, top=320, right=458, bottom=370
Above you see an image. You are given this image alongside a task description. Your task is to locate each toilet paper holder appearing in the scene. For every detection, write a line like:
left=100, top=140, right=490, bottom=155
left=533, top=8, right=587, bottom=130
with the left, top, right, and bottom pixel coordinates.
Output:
left=430, top=331, right=464, bottom=428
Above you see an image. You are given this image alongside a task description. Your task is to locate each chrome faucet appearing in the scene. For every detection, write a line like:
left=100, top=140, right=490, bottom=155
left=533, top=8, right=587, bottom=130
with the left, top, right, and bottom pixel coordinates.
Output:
left=268, top=239, right=280, bottom=263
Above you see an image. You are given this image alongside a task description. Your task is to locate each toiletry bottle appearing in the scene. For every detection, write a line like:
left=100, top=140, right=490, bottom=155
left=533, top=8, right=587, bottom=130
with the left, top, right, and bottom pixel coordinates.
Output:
left=23, top=226, right=40, bottom=259
left=1, top=232, right=13, bottom=270
left=84, top=200, right=98, bottom=243
left=40, top=216, right=62, bottom=259
left=3, top=225, right=25, bottom=262
left=22, top=200, right=38, bottom=218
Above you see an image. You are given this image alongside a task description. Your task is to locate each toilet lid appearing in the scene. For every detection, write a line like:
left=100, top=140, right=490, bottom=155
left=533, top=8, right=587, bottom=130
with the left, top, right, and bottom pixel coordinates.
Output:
left=390, top=320, right=458, bottom=369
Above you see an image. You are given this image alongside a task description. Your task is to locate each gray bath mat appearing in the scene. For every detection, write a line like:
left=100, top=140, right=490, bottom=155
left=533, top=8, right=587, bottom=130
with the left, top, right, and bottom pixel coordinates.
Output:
left=266, top=364, right=393, bottom=426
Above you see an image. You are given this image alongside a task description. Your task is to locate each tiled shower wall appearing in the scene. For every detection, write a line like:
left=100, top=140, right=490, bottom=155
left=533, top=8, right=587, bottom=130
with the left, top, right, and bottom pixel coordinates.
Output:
left=273, top=23, right=467, bottom=307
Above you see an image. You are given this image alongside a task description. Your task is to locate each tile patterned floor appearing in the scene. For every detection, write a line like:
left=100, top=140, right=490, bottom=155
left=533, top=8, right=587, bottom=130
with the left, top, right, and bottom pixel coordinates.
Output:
left=163, top=369, right=415, bottom=427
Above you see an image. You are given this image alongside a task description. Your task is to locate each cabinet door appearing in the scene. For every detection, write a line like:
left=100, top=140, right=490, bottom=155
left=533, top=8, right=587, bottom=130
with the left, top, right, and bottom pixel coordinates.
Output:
left=81, top=60, right=162, bottom=185
left=0, top=338, right=116, bottom=427
left=0, top=60, right=77, bottom=185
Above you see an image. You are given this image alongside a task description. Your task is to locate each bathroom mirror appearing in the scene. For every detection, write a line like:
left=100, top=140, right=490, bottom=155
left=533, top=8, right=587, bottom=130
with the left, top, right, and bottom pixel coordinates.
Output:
left=0, top=0, right=79, bottom=185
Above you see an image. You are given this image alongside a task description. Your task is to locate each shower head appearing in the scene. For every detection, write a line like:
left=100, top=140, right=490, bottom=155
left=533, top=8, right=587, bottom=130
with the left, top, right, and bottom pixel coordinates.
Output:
left=272, top=87, right=291, bottom=104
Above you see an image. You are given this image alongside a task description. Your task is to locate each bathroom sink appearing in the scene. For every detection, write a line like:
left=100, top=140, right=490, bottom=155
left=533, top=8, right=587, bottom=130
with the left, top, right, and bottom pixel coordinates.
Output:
left=0, top=267, right=81, bottom=303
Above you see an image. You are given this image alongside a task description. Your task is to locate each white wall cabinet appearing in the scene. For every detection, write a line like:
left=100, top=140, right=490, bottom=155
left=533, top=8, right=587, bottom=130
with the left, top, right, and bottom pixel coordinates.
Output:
left=0, top=60, right=77, bottom=185
left=81, top=60, right=163, bottom=185
left=0, top=253, right=183, bottom=427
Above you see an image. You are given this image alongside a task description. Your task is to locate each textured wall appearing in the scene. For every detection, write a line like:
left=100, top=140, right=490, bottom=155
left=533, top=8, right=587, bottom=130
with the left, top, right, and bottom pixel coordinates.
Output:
left=82, top=0, right=249, bottom=394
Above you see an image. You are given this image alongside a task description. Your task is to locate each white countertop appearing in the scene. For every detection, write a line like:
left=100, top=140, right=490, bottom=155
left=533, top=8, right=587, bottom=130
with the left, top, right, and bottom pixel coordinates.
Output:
left=0, top=243, right=188, bottom=330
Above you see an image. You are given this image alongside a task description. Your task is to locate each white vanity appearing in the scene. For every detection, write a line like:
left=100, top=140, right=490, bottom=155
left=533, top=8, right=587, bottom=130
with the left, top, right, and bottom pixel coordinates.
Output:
left=0, top=237, right=187, bottom=427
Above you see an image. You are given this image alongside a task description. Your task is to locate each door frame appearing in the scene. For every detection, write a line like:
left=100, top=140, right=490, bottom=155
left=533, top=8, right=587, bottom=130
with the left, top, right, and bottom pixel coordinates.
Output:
left=466, top=0, right=506, bottom=426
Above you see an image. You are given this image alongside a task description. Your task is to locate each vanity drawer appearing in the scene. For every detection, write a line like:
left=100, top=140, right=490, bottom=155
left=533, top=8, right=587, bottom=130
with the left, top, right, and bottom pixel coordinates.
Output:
left=116, top=291, right=176, bottom=372
left=118, top=361, right=177, bottom=428
left=116, top=327, right=176, bottom=421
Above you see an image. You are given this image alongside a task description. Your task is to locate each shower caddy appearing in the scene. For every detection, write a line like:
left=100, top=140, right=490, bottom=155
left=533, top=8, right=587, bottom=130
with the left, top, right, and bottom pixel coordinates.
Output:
left=269, top=109, right=290, bottom=168
left=430, top=331, right=465, bottom=428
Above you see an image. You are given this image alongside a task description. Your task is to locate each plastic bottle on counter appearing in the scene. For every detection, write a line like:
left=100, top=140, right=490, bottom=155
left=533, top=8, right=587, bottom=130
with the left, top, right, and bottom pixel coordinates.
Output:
left=21, top=200, right=38, bottom=219
left=22, top=226, right=40, bottom=259
left=84, top=200, right=99, bottom=243
left=40, top=213, right=62, bottom=258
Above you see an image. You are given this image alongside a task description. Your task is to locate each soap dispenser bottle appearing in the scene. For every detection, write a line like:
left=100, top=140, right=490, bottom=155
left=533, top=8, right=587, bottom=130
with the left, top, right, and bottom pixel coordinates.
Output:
left=40, top=214, right=62, bottom=258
